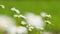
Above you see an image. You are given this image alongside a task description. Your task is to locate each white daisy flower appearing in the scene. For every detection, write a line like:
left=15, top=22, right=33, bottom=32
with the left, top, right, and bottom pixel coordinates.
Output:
left=21, top=21, right=27, bottom=25
left=40, top=12, right=47, bottom=17
left=28, top=28, right=32, bottom=31
left=28, top=26, right=34, bottom=31
left=0, top=5, right=5, bottom=8
left=7, top=26, right=16, bottom=34
left=7, top=26, right=28, bottom=34
left=18, top=15, right=26, bottom=19
left=14, top=14, right=19, bottom=17
left=25, top=13, right=45, bottom=30
left=29, top=26, right=34, bottom=29
left=46, top=14, right=51, bottom=18
left=17, top=26, right=28, bottom=34
left=0, top=15, right=15, bottom=30
left=11, top=7, right=16, bottom=11
left=40, top=12, right=51, bottom=18
left=13, top=14, right=26, bottom=19
left=11, top=7, right=20, bottom=14
left=45, top=20, right=51, bottom=24
left=15, top=9, right=20, bottom=14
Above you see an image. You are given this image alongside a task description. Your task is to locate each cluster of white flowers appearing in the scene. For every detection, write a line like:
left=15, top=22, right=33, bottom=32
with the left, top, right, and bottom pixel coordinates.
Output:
left=0, top=6, right=28, bottom=34
left=0, top=15, right=28, bottom=34
left=40, top=12, right=52, bottom=24
left=0, top=5, right=52, bottom=34
left=11, top=9, right=52, bottom=34
left=40, top=12, right=51, bottom=18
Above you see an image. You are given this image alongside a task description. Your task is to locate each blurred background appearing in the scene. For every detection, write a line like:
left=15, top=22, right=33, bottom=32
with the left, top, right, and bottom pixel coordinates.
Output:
left=0, top=0, right=60, bottom=34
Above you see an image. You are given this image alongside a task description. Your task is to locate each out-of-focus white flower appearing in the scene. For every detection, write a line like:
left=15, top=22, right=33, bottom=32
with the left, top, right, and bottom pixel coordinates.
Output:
left=28, top=28, right=32, bottom=31
left=0, top=15, right=15, bottom=30
left=14, top=14, right=18, bottom=17
left=19, top=15, right=26, bottom=19
left=11, top=7, right=16, bottom=11
left=13, top=14, right=26, bottom=19
left=28, top=26, right=34, bottom=31
left=15, top=9, right=20, bottom=14
left=21, top=21, right=27, bottom=25
left=40, top=12, right=47, bottom=17
left=7, top=26, right=16, bottom=34
left=40, top=12, right=51, bottom=18
left=11, top=7, right=20, bottom=14
left=29, top=26, right=34, bottom=29
left=25, top=13, right=45, bottom=30
left=42, top=31, right=52, bottom=34
left=7, top=26, right=28, bottom=34
left=17, top=26, right=28, bottom=34
left=0, top=5, right=5, bottom=8
left=45, top=20, right=51, bottom=24
left=46, top=14, right=51, bottom=18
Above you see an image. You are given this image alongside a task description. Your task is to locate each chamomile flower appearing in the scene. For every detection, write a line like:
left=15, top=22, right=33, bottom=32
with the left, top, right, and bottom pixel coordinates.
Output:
left=7, top=26, right=16, bottom=34
left=45, top=20, right=51, bottom=24
left=28, top=28, right=32, bottom=31
left=17, top=26, right=28, bottom=34
left=13, top=14, right=26, bottom=19
left=21, top=21, right=27, bottom=25
left=14, top=14, right=19, bottom=17
left=40, top=12, right=47, bottom=17
left=25, top=13, right=45, bottom=30
left=46, top=14, right=51, bottom=18
left=11, top=7, right=16, bottom=11
left=28, top=26, right=34, bottom=31
left=0, top=15, right=15, bottom=30
left=15, top=9, right=20, bottom=14
left=7, top=26, right=28, bottom=34
left=40, top=12, right=51, bottom=18
left=18, top=15, right=26, bottom=19
left=11, top=7, right=20, bottom=14
left=0, top=5, right=5, bottom=8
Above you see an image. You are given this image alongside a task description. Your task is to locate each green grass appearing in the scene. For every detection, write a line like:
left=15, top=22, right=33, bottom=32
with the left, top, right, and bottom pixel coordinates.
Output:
left=0, top=0, right=60, bottom=34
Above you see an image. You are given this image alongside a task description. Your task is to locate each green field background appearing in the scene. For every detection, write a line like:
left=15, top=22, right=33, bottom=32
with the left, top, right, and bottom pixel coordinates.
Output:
left=0, top=0, right=60, bottom=34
